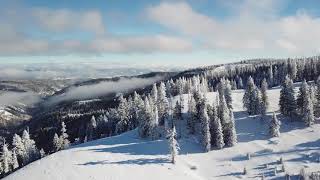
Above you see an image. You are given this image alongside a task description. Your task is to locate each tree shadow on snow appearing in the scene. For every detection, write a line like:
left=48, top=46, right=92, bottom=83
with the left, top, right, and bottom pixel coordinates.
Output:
left=77, top=157, right=170, bottom=166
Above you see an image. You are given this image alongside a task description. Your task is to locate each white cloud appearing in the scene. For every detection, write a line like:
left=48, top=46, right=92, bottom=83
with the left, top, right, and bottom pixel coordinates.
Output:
left=48, top=76, right=164, bottom=105
left=147, top=0, right=320, bottom=57
left=31, top=8, right=105, bottom=35
left=0, top=6, right=192, bottom=56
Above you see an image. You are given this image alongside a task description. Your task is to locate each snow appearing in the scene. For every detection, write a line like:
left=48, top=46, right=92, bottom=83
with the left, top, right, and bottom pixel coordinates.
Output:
left=5, top=87, right=320, bottom=180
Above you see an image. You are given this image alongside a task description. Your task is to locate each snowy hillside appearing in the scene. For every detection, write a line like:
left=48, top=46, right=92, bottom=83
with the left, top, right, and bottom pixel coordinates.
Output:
left=5, top=87, right=320, bottom=180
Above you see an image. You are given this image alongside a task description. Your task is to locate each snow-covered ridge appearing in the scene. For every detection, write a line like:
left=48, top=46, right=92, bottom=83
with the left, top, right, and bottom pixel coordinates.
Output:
left=5, top=88, right=320, bottom=180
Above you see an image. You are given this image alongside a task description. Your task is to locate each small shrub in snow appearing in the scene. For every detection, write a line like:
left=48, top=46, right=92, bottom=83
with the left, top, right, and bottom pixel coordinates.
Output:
left=243, top=167, right=247, bottom=175
left=279, top=157, right=283, bottom=164
left=247, top=153, right=251, bottom=160
left=281, top=164, right=286, bottom=172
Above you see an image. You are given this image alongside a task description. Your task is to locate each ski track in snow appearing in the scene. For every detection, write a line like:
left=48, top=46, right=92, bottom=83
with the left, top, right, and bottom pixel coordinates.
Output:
left=5, top=87, right=320, bottom=180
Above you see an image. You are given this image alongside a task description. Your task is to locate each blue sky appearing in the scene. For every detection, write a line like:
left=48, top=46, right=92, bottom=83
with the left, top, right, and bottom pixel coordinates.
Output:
left=1, top=0, right=320, bottom=67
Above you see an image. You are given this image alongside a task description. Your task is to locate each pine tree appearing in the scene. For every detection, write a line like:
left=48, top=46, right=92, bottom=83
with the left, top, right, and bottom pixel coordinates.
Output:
left=173, top=100, right=182, bottom=121
left=260, top=78, right=269, bottom=116
left=187, top=95, right=197, bottom=134
left=224, top=109, right=237, bottom=147
left=279, top=75, right=297, bottom=118
left=315, top=76, right=320, bottom=117
left=22, top=130, right=39, bottom=164
left=268, top=65, right=274, bottom=87
left=1, top=142, right=12, bottom=174
left=158, top=82, right=169, bottom=125
left=116, top=94, right=129, bottom=133
left=53, top=133, right=61, bottom=152
left=200, top=100, right=211, bottom=152
left=224, top=79, right=233, bottom=109
left=12, top=134, right=25, bottom=165
left=151, top=83, right=158, bottom=103
left=87, top=116, right=97, bottom=140
left=39, top=149, right=46, bottom=158
left=243, top=76, right=258, bottom=115
left=269, top=112, right=281, bottom=137
left=209, top=102, right=224, bottom=149
left=297, top=79, right=309, bottom=115
left=303, top=95, right=315, bottom=126
left=11, top=151, right=19, bottom=170
left=59, top=122, right=70, bottom=149
left=169, top=126, right=179, bottom=164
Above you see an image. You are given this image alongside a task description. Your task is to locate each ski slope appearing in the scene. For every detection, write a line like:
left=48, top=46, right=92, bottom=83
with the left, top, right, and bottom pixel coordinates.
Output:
left=5, top=87, right=320, bottom=180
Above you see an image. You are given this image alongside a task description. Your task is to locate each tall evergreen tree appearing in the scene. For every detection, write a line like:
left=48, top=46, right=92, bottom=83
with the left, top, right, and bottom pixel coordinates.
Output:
left=158, top=82, right=169, bottom=125
left=260, top=78, right=269, bottom=116
left=279, top=75, right=297, bottom=118
left=11, top=151, right=19, bottom=170
left=200, top=100, right=211, bottom=152
left=1, top=142, right=12, bottom=174
left=12, top=134, right=25, bottom=165
left=243, top=76, right=258, bottom=115
left=22, top=130, right=39, bottom=164
left=59, top=122, right=70, bottom=150
left=224, top=79, right=233, bottom=109
left=187, top=95, right=197, bottom=134
left=297, top=79, right=309, bottom=115
left=224, top=109, right=237, bottom=147
left=315, top=76, right=320, bottom=117
left=116, top=94, right=129, bottom=133
left=169, top=126, right=179, bottom=164
left=269, top=112, right=281, bottom=137
left=53, top=133, right=61, bottom=152
left=210, top=103, right=224, bottom=149
left=86, top=116, right=97, bottom=140
left=303, top=95, right=315, bottom=126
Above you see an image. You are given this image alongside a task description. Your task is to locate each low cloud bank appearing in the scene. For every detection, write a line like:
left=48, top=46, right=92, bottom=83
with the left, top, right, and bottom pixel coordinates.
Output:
left=0, top=91, right=41, bottom=107
left=48, top=76, right=164, bottom=105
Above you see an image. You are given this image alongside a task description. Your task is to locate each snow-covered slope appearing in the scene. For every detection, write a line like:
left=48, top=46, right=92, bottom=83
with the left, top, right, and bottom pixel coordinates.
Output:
left=5, top=87, right=320, bottom=180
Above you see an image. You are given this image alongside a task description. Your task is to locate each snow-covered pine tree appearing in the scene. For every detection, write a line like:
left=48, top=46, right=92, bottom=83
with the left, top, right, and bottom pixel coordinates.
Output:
left=53, top=133, right=61, bottom=152
left=199, top=99, right=211, bottom=152
left=224, top=109, right=237, bottom=147
left=252, top=88, right=262, bottom=115
left=173, top=100, right=182, bottom=121
left=39, top=148, right=46, bottom=158
left=243, top=76, right=258, bottom=115
left=22, top=130, right=39, bottom=164
left=187, top=94, right=197, bottom=134
left=59, top=122, right=70, bottom=149
left=11, top=151, right=19, bottom=170
left=209, top=102, right=224, bottom=149
left=1, top=141, right=12, bottom=174
left=86, top=115, right=97, bottom=141
left=297, top=79, right=309, bottom=115
left=157, top=82, right=169, bottom=125
left=279, top=75, right=297, bottom=118
left=315, top=76, right=320, bottom=117
left=238, top=77, right=244, bottom=89
left=116, top=94, right=129, bottom=133
left=169, top=126, right=179, bottom=164
left=268, top=65, right=274, bottom=87
left=269, top=112, right=281, bottom=137
left=151, top=83, right=158, bottom=103
left=303, top=95, right=315, bottom=126
left=218, top=93, right=231, bottom=143
left=12, top=134, right=25, bottom=165
left=260, top=78, right=269, bottom=116
left=138, top=97, right=154, bottom=138
left=224, top=79, right=233, bottom=109
left=133, top=91, right=145, bottom=128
